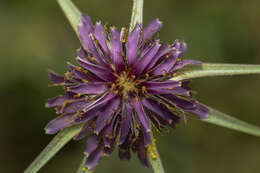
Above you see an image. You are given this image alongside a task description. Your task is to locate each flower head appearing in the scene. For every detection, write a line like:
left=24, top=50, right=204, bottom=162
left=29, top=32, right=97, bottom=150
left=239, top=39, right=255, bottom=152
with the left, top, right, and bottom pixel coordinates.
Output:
left=45, top=14, right=208, bottom=169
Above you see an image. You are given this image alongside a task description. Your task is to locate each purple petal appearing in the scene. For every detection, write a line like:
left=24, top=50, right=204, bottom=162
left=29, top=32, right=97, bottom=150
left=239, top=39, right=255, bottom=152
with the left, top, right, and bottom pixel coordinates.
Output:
left=142, top=81, right=180, bottom=90
left=45, top=95, right=71, bottom=108
left=78, top=14, right=94, bottom=35
left=110, top=27, right=124, bottom=71
left=56, top=99, right=90, bottom=114
left=142, top=127, right=151, bottom=147
left=135, top=41, right=161, bottom=75
left=142, top=98, right=180, bottom=124
left=145, top=43, right=173, bottom=71
left=188, top=102, right=209, bottom=119
left=44, top=114, right=74, bottom=134
left=85, top=147, right=104, bottom=169
left=94, top=22, right=110, bottom=56
left=67, top=62, right=105, bottom=83
left=68, top=83, right=107, bottom=95
left=143, top=18, right=162, bottom=41
left=76, top=57, right=115, bottom=81
left=118, top=134, right=131, bottom=160
left=94, top=98, right=120, bottom=135
left=149, top=51, right=180, bottom=76
left=119, top=103, right=132, bottom=144
left=172, top=59, right=201, bottom=71
left=137, top=136, right=149, bottom=167
left=126, top=24, right=142, bottom=66
left=83, top=93, right=117, bottom=115
left=78, top=16, right=107, bottom=66
left=133, top=100, right=151, bottom=133
left=147, top=86, right=190, bottom=96
left=48, top=70, right=65, bottom=84
left=84, top=135, right=99, bottom=157
left=161, top=94, right=196, bottom=110
left=73, top=121, right=92, bottom=140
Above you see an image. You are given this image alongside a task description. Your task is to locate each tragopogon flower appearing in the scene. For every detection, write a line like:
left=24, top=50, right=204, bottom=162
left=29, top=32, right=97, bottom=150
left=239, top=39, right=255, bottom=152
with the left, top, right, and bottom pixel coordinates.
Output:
left=45, top=14, right=209, bottom=169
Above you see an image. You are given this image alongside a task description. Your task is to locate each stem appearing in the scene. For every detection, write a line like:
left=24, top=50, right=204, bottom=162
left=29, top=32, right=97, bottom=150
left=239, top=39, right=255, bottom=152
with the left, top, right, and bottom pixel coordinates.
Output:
left=202, top=106, right=260, bottom=137
left=76, top=155, right=93, bottom=173
left=148, top=133, right=165, bottom=173
left=129, top=0, right=143, bottom=32
left=57, top=0, right=82, bottom=33
left=24, top=124, right=83, bottom=173
left=172, top=63, right=260, bottom=81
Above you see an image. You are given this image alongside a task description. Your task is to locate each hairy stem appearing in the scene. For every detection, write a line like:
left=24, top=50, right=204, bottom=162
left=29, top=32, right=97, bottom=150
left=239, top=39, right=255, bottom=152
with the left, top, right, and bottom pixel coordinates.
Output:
left=57, top=0, right=81, bottom=33
left=129, top=0, right=143, bottom=32
left=24, top=124, right=83, bottom=173
left=172, top=63, right=260, bottom=81
left=148, top=133, right=165, bottom=173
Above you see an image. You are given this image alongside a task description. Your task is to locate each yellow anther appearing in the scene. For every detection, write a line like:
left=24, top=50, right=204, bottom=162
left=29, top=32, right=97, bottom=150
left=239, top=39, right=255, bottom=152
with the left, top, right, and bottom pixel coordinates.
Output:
left=147, top=145, right=151, bottom=153
left=76, top=66, right=82, bottom=71
left=82, top=167, right=86, bottom=171
left=76, top=93, right=81, bottom=97
left=82, top=79, right=89, bottom=83
left=134, top=97, right=139, bottom=102
left=113, top=90, right=119, bottom=94
left=142, top=86, right=146, bottom=93
left=151, top=153, right=157, bottom=159
left=122, top=39, right=126, bottom=43
left=111, top=83, right=116, bottom=89
left=149, top=42, right=153, bottom=47
left=145, top=73, right=149, bottom=79
left=131, top=75, right=136, bottom=79
left=67, top=87, right=71, bottom=91
left=172, top=73, right=177, bottom=77
left=101, top=31, right=105, bottom=35
left=90, top=57, right=95, bottom=61
left=177, top=58, right=181, bottom=61
left=165, top=54, right=169, bottom=58
left=162, top=73, right=166, bottom=77
left=168, top=87, right=174, bottom=90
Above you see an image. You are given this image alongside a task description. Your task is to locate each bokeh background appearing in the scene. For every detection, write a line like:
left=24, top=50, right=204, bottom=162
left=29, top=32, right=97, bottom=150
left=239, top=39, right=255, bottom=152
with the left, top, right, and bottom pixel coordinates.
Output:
left=1, top=0, right=260, bottom=172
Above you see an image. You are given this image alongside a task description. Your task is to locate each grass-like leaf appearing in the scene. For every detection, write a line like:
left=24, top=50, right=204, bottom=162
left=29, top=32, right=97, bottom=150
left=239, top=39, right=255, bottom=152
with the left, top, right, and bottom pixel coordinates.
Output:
left=202, top=105, right=260, bottom=137
left=24, top=124, right=83, bottom=173
left=172, top=63, right=260, bottom=81
left=148, top=134, right=165, bottom=173
left=57, top=0, right=82, bottom=33
left=129, top=0, right=143, bottom=32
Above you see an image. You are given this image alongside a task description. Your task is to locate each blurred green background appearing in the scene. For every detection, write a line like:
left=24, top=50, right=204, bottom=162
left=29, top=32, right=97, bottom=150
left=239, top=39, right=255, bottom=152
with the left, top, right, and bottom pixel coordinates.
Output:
left=1, top=0, right=260, bottom=172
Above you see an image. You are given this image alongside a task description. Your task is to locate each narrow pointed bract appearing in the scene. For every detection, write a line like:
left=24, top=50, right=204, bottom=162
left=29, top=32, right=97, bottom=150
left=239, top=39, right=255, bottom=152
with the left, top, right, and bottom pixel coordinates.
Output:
left=45, top=14, right=208, bottom=169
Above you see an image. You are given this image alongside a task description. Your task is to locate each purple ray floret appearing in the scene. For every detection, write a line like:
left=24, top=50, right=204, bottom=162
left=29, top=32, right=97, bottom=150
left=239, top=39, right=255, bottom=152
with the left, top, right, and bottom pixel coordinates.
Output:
left=45, top=14, right=209, bottom=169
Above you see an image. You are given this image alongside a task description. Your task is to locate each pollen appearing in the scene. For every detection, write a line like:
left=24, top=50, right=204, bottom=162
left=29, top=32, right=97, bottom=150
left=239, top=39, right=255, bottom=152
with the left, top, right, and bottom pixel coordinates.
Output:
left=151, top=152, right=157, bottom=159
left=172, top=73, right=177, bottom=77
left=101, top=31, right=105, bottom=35
left=82, top=79, right=89, bottom=83
left=147, top=145, right=151, bottom=153
left=82, top=167, right=87, bottom=171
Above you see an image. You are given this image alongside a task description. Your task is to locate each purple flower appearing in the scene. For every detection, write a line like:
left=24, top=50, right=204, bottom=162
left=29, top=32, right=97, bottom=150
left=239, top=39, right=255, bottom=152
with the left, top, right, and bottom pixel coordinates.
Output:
left=45, top=14, right=208, bottom=169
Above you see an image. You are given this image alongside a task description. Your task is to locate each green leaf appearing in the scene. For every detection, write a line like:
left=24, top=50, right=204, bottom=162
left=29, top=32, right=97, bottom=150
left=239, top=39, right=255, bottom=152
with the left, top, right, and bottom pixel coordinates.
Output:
left=171, top=63, right=260, bottom=81
left=57, top=0, right=82, bottom=33
left=76, top=155, right=93, bottom=173
left=201, top=106, right=260, bottom=137
left=148, top=133, right=165, bottom=173
left=24, top=124, right=83, bottom=173
left=129, top=0, right=143, bottom=32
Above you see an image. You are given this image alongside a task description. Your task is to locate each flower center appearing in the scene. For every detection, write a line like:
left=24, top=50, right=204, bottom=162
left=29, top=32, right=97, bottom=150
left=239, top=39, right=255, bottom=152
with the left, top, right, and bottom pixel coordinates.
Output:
left=112, top=71, right=138, bottom=99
